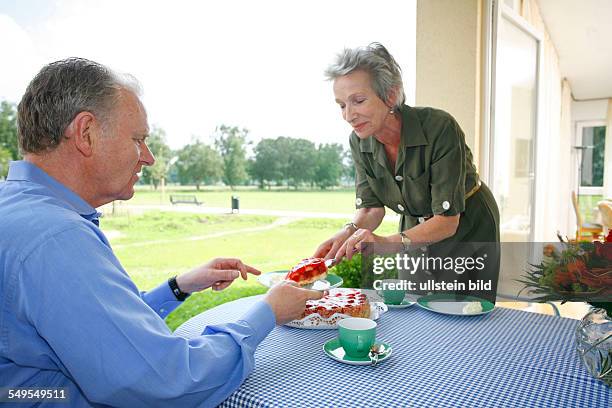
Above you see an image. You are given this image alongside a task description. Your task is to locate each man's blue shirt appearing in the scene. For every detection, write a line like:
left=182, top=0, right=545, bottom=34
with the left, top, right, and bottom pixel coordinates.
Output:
left=0, top=161, right=275, bottom=407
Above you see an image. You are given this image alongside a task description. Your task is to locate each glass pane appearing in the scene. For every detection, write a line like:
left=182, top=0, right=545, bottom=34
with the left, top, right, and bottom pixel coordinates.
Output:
left=492, top=16, right=538, bottom=242
left=580, top=126, right=606, bottom=187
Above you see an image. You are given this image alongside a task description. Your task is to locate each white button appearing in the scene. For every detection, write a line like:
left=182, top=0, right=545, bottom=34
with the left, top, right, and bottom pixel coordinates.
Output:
left=395, top=175, right=403, bottom=181
left=442, top=201, right=450, bottom=210
left=418, top=217, right=425, bottom=224
left=397, top=204, right=404, bottom=212
left=356, top=198, right=363, bottom=206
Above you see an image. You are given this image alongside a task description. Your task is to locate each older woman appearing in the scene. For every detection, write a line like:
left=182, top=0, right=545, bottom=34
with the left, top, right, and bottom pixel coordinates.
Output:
left=314, top=43, right=499, bottom=263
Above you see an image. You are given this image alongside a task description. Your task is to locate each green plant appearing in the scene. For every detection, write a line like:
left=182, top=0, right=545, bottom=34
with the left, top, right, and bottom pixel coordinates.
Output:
left=331, top=254, right=363, bottom=288
left=518, top=232, right=612, bottom=316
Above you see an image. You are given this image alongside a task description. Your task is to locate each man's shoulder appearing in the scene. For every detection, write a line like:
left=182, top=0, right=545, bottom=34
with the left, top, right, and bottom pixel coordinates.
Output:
left=0, top=187, right=95, bottom=260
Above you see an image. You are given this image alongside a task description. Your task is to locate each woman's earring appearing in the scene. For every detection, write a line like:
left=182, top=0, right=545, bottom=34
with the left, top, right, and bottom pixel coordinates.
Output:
left=389, top=108, right=395, bottom=114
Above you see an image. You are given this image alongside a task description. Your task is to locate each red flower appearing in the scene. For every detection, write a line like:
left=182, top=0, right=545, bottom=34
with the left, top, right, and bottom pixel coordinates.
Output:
left=553, top=262, right=581, bottom=289
left=594, top=241, right=612, bottom=261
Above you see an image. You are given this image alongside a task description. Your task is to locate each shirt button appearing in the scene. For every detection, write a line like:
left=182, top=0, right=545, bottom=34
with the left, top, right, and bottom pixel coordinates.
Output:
left=356, top=198, right=363, bottom=206
left=418, top=217, right=425, bottom=224
left=397, top=204, right=405, bottom=212
left=395, top=175, right=403, bottom=181
left=160, top=308, right=166, bottom=314
left=442, top=201, right=450, bottom=210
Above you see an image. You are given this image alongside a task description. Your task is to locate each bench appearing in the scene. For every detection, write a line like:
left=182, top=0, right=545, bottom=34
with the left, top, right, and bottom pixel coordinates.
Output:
left=170, top=194, right=202, bottom=206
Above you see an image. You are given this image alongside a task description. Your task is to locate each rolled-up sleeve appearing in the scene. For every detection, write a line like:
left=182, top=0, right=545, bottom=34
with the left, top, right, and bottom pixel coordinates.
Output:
left=430, top=118, right=466, bottom=216
left=349, top=135, right=383, bottom=209
left=22, top=225, right=275, bottom=408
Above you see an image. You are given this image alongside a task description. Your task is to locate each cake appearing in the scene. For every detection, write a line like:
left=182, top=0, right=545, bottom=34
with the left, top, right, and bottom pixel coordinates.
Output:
left=285, top=257, right=328, bottom=286
left=301, top=288, right=370, bottom=319
left=462, top=302, right=483, bottom=314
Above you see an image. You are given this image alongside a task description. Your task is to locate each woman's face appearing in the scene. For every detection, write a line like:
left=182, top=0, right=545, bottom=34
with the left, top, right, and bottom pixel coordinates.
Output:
left=333, top=70, right=391, bottom=139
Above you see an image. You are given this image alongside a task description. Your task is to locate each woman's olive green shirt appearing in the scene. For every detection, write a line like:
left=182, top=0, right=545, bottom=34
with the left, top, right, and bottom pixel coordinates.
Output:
left=350, top=105, right=499, bottom=242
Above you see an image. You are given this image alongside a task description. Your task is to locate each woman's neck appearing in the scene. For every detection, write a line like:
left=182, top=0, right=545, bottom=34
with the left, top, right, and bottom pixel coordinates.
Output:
left=374, top=111, right=402, bottom=147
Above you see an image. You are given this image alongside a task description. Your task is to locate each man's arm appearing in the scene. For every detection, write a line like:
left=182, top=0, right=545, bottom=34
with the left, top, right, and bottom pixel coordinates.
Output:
left=21, top=225, right=274, bottom=407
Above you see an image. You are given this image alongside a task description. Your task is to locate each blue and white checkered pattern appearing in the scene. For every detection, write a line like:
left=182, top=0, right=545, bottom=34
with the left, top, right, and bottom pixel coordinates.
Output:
left=175, top=296, right=611, bottom=408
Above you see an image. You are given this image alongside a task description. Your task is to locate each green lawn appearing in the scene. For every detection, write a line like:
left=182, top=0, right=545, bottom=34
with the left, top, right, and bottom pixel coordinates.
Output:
left=578, top=194, right=604, bottom=223
left=127, top=185, right=357, bottom=214
left=101, top=211, right=398, bottom=331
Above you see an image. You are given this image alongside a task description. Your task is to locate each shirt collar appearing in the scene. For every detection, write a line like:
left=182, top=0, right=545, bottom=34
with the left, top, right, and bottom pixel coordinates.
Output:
left=358, top=104, right=428, bottom=153
left=7, top=160, right=100, bottom=222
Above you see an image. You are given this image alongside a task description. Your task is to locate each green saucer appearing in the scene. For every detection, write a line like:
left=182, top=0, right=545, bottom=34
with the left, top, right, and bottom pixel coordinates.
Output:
left=323, top=338, right=392, bottom=366
left=385, top=299, right=415, bottom=309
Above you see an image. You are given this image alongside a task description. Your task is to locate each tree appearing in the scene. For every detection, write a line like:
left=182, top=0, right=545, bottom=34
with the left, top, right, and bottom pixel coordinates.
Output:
left=0, top=101, right=19, bottom=160
left=286, top=138, right=316, bottom=188
left=314, top=143, right=344, bottom=189
left=214, top=125, right=248, bottom=189
left=141, top=126, right=172, bottom=189
left=250, top=138, right=283, bottom=189
left=0, top=147, right=11, bottom=179
left=343, top=149, right=355, bottom=185
left=176, top=142, right=222, bottom=190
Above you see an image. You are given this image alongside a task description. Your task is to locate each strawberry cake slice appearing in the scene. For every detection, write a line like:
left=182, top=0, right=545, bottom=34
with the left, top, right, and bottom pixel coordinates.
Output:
left=285, top=257, right=328, bottom=286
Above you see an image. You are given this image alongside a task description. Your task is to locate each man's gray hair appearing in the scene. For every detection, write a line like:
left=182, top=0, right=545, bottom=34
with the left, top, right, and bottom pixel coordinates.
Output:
left=17, top=58, right=141, bottom=154
left=324, top=42, right=405, bottom=109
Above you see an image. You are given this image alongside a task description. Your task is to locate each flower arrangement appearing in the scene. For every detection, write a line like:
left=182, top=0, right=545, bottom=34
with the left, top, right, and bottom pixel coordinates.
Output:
left=518, top=230, right=612, bottom=316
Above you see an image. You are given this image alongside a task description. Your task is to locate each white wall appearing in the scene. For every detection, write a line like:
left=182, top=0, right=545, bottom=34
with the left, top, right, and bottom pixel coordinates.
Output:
left=572, top=99, right=609, bottom=122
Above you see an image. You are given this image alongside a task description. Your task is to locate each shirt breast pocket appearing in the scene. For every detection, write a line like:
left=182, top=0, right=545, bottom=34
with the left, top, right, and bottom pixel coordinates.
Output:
left=404, top=169, right=432, bottom=216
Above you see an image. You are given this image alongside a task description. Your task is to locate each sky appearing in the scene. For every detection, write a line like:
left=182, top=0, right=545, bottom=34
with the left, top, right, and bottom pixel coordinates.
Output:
left=0, top=0, right=416, bottom=150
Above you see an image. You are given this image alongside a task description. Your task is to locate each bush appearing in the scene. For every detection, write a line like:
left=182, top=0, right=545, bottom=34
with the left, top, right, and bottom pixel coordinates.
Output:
left=331, top=254, right=363, bottom=288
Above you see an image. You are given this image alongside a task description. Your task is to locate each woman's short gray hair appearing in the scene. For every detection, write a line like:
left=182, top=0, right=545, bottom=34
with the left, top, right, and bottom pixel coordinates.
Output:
left=324, top=42, right=405, bottom=109
left=17, top=58, right=141, bottom=154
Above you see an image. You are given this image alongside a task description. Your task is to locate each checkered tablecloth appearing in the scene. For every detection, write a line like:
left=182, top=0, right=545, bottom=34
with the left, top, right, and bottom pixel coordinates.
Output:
left=175, top=296, right=610, bottom=408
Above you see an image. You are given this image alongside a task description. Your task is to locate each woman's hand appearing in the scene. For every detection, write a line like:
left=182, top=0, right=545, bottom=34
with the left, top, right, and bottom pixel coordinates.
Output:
left=335, top=228, right=390, bottom=261
left=313, top=228, right=354, bottom=262
left=175, top=257, right=261, bottom=293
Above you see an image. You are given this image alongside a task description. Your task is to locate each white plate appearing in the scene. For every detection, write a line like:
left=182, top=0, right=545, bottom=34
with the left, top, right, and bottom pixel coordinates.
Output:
left=416, top=294, right=495, bottom=316
left=257, top=271, right=343, bottom=290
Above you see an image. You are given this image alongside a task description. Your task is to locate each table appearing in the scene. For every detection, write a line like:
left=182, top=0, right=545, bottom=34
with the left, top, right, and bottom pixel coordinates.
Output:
left=175, top=295, right=610, bottom=407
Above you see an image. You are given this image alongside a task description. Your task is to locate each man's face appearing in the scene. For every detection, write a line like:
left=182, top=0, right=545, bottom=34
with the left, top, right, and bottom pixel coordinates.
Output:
left=92, top=89, right=154, bottom=205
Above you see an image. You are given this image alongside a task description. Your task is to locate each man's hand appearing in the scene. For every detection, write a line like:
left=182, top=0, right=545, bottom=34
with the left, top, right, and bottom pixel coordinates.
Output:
left=263, top=281, right=325, bottom=325
left=175, top=258, right=261, bottom=294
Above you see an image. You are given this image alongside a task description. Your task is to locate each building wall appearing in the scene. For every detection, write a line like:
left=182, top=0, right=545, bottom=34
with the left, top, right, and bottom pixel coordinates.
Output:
left=572, top=99, right=609, bottom=122
left=415, top=0, right=482, bottom=163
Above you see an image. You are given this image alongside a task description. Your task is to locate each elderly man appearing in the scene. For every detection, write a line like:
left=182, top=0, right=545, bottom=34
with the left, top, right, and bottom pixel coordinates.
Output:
left=0, top=58, right=323, bottom=407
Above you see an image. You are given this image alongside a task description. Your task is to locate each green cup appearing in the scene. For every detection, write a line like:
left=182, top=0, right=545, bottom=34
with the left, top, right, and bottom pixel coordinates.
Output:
left=337, top=318, right=377, bottom=358
left=379, top=279, right=406, bottom=305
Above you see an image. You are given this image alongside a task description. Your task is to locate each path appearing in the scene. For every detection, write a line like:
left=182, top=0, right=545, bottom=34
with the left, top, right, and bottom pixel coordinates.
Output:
left=112, top=216, right=301, bottom=249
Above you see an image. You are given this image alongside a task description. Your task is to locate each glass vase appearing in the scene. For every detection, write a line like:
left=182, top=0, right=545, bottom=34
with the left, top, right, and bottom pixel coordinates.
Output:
left=575, top=307, right=612, bottom=387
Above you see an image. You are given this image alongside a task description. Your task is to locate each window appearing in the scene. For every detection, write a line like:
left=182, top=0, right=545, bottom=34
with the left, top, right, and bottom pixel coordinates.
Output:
left=579, top=125, right=606, bottom=188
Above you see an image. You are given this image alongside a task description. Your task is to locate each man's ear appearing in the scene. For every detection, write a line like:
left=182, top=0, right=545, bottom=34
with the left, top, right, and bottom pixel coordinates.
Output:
left=66, top=111, right=98, bottom=157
